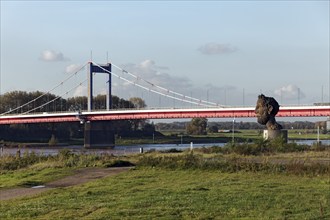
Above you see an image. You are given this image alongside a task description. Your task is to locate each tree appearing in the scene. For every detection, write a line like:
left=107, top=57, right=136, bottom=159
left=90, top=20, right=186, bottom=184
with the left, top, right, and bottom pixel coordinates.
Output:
left=129, top=97, right=146, bottom=109
left=129, top=97, right=147, bottom=130
left=0, top=90, right=149, bottom=141
left=67, top=96, right=87, bottom=111
left=0, top=90, right=66, bottom=114
left=208, top=125, right=219, bottom=133
left=186, top=118, right=208, bottom=135
left=48, top=134, right=58, bottom=146
left=142, top=121, right=155, bottom=133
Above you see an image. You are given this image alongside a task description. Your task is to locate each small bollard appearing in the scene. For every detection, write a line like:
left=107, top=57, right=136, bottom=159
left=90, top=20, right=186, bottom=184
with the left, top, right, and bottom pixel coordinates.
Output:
left=140, top=147, right=144, bottom=154
left=190, top=142, right=193, bottom=151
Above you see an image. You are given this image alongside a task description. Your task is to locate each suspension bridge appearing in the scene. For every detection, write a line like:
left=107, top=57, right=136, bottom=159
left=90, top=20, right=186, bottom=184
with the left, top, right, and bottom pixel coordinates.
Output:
left=0, top=61, right=329, bottom=147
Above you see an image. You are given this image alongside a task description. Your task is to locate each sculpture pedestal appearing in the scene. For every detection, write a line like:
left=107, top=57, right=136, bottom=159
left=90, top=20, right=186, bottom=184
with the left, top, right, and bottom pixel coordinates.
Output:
left=263, top=130, right=288, bottom=143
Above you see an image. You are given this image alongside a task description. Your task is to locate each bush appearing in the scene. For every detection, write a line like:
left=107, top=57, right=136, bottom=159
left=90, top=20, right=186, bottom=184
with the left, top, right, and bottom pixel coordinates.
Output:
left=137, top=153, right=330, bottom=175
left=0, top=149, right=128, bottom=171
left=0, top=151, right=48, bottom=171
left=203, top=139, right=320, bottom=156
left=160, top=148, right=182, bottom=153
left=196, top=146, right=223, bottom=154
left=311, top=142, right=328, bottom=151
left=48, top=134, right=58, bottom=146
left=105, top=160, right=135, bottom=167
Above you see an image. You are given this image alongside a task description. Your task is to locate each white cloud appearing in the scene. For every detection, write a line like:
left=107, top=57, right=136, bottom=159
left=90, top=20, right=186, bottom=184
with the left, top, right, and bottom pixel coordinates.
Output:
left=274, top=84, right=305, bottom=100
left=198, top=43, right=237, bottom=55
left=65, top=64, right=84, bottom=74
left=112, top=59, right=237, bottom=106
left=73, top=85, right=87, bottom=97
left=98, top=88, right=108, bottom=95
left=121, top=59, right=193, bottom=91
left=39, top=50, right=69, bottom=61
left=139, top=59, right=155, bottom=69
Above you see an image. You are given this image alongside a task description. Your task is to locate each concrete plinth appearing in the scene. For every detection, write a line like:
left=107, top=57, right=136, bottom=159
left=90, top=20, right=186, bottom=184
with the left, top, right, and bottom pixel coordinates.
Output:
left=263, top=129, right=288, bottom=143
left=84, top=121, right=115, bottom=148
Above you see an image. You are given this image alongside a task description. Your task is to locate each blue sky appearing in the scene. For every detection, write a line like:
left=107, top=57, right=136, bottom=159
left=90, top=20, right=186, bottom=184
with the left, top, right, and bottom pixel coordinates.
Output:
left=1, top=1, right=329, bottom=108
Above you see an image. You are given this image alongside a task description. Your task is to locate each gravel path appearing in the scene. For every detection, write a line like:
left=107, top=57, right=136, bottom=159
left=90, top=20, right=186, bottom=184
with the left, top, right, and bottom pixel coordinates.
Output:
left=0, top=167, right=131, bottom=201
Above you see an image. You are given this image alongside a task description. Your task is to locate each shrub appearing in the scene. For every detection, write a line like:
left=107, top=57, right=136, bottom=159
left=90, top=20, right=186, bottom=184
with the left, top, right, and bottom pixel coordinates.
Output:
left=311, top=142, right=328, bottom=151
left=196, top=146, right=223, bottom=154
left=0, top=151, right=48, bottom=171
left=0, top=149, right=128, bottom=171
left=48, top=134, right=58, bottom=146
left=137, top=153, right=330, bottom=176
left=105, top=160, right=135, bottom=167
left=209, top=139, right=319, bottom=156
left=161, top=148, right=182, bottom=153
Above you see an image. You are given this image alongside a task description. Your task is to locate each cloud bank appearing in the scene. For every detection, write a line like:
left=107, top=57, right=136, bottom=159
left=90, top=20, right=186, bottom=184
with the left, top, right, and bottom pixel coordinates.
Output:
left=68, top=59, right=239, bottom=106
left=65, top=64, right=84, bottom=74
left=198, top=43, right=237, bottom=55
left=274, top=84, right=305, bottom=100
left=112, top=59, right=236, bottom=106
left=73, top=85, right=87, bottom=97
left=120, top=59, right=193, bottom=93
left=39, top=50, right=69, bottom=61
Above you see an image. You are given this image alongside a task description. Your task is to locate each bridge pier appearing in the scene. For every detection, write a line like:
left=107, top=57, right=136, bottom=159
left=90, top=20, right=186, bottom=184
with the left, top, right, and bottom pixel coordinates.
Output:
left=84, top=121, right=115, bottom=148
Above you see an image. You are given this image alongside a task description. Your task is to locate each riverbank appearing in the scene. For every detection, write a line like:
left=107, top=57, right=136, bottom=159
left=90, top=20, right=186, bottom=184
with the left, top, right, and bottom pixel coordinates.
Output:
left=1, top=139, right=328, bottom=158
left=1, top=149, right=329, bottom=219
left=1, top=129, right=328, bottom=148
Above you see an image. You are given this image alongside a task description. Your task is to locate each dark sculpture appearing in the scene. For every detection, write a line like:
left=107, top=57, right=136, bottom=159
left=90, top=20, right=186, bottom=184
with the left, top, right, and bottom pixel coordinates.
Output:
left=255, top=94, right=283, bottom=130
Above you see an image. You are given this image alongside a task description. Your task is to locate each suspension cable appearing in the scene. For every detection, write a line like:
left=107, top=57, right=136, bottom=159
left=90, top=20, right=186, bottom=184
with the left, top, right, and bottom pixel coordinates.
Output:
left=1, top=63, right=88, bottom=115
left=95, top=62, right=221, bottom=107
left=92, top=62, right=215, bottom=107
left=2, top=60, right=223, bottom=115
left=111, top=63, right=221, bottom=106
left=22, top=79, right=88, bottom=114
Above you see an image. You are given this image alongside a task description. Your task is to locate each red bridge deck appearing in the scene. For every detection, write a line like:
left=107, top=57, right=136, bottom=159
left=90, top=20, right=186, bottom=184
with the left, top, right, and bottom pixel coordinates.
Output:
left=0, top=106, right=329, bottom=125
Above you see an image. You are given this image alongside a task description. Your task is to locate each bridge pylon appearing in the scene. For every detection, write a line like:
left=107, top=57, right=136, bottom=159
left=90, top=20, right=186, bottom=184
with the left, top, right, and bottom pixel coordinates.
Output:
left=85, top=62, right=115, bottom=148
left=87, top=62, right=112, bottom=111
left=84, top=121, right=115, bottom=148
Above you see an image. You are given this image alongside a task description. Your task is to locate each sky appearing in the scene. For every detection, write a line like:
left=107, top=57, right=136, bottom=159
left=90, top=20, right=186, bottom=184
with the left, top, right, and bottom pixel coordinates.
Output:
left=1, top=0, right=329, bottom=109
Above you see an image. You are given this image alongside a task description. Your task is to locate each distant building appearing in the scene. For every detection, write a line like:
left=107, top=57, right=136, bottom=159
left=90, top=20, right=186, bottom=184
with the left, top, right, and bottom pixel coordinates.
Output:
left=314, top=102, right=330, bottom=106
left=218, top=129, right=231, bottom=133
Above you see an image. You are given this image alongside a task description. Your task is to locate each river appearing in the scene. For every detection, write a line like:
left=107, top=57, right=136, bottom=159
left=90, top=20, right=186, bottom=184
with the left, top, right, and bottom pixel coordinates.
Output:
left=0, top=139, right=328, bottom=157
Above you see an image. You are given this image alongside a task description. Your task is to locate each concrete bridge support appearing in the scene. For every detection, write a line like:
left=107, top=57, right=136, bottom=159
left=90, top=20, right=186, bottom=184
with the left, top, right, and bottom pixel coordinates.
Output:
left=263, top=129, right=288, bottom=143
left=84, top=121, right=115, bottom=148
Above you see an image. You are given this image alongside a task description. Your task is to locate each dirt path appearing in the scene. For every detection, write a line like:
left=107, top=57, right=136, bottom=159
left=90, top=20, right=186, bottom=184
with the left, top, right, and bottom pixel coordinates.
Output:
left=0, top=167, right=132, bottom=201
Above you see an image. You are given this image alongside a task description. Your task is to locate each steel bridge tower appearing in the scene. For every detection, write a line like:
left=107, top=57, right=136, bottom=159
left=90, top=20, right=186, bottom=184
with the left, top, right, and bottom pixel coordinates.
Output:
left=87, top=62, right=112, bottom=111
left=85, top=62, right=114, bottom=148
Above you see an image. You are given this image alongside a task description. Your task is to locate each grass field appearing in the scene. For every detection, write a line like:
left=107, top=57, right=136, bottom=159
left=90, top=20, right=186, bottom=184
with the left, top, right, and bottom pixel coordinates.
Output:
left=1, top=147, right=329, bottom=219
left=117, top=129, right=329, bottom=146
left=0, top=167, right=74, bottom=189
left=1, top=168, right=329, bottom=219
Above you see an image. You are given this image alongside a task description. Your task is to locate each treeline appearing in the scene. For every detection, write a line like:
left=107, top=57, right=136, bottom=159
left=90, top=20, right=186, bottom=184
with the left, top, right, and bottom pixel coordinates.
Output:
left=0, top=90, right=145, bottom=114
left=0, top=90, right=156, bottom=142
left=155, top=120, right=326, bottom=132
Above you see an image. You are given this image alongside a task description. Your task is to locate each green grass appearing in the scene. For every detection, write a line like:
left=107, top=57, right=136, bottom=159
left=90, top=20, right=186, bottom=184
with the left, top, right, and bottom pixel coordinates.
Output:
left=1, top=168, right=329, bottom=219
left=0, top=150, right=136, bottom=189
left=1, top=147, right=329, bottom=219
left=0, top=166, right=74, bottom=189
left=287, top=129, right=329, bottom=140
left=206, top=129, right=329, bottom=141
left=117, top=129, right=329, bottom=145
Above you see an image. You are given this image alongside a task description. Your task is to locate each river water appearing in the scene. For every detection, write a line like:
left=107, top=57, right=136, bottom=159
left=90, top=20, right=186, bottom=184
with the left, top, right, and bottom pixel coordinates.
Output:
left=0, top=139, right=328, bottom=157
